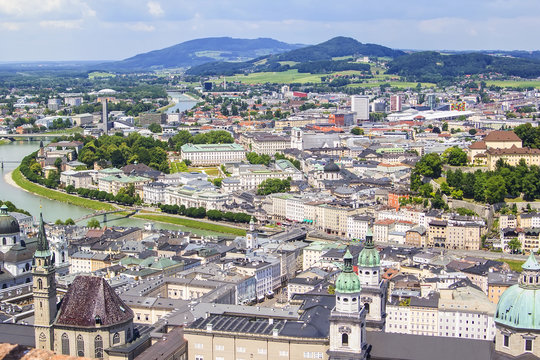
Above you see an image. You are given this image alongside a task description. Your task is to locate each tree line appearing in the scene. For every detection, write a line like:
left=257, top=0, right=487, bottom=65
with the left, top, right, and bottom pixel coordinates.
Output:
left=159, top=204, right=254, bottom=223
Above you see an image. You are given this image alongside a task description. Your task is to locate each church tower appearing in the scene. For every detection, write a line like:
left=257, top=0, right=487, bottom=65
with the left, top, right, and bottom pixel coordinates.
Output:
left=357, top=229, right=387, bottom=331
left=245, top=217, right=258, bottom=249
left=328, top=249, right=368, bottom=360
left=33, top=214, right=57, bottom=351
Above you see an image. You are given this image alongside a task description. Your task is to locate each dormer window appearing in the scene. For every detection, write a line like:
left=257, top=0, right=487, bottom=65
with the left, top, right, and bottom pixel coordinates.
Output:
left=95, top=315, right=102, bottom=325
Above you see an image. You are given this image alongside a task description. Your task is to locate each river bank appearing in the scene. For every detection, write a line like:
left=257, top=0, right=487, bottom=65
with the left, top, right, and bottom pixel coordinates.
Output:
left=10, top=167, right=116, bottom=211
left=10, top=165, right=245, bottom=236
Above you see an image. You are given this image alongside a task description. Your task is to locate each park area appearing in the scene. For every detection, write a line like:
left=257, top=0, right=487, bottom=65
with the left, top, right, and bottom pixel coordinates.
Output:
left=169, top=161, right=221, bottom=177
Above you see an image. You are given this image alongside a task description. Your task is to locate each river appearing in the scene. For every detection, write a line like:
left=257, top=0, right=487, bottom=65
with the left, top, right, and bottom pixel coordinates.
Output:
left=166, top=92, right=198, bottom=114
left=0, top=140, right=226, bottom=236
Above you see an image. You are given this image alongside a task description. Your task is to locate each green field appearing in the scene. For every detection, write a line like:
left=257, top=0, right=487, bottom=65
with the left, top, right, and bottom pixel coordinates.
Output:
left=12, top=167, right=116, bottom=211
left=88, top=72, right=116, bottom=79
left=45, top=127, right=83, bottom=135
left=134, top=214, right=246, bottom=236
left=347, top=81, right=436, bottom=89
left=499, top=258, right=525, bottom=272
left=223, top=69, right=366, bottom=84
left=485, top=80, right=540, bottom=89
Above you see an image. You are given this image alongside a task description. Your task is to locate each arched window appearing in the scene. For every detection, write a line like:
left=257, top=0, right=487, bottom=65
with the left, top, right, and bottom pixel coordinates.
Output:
left=76, top=335, right=84, bottom=357
left=352, top=298, right=357, bottom=302
left=25, top=263, right=30, bottom=271
left=61, top=333, right=69, bottom=355
left=2, top=238, right=5, bottom=245
left=342, top=333, right=349, bottom=346
left=364, top=303, right=370, bottom=313
left=127, top=328, right=131, bottom=342
left=95, top=335, right=103, bottom=359
left=343, top=298, right=349, bottom=302
left=37, top=279, right=43, bottom=290
left=113, top=332, right=120, bottom=345
left=13, top=236, right=16, bottom=244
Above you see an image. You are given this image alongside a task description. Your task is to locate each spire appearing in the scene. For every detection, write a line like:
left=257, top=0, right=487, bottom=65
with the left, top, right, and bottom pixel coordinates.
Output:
left=343, top=248, right=353, bottom=272
left=364, top=228, right=374, bottom=249
left=522, top=252, right=540, bottom=271
left=35, top=213, right=52, bottom=259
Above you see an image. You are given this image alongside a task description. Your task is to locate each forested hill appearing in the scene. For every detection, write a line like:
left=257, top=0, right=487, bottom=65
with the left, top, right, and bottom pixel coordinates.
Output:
left=273, top=36, right=405, bottom=62
left=98, top=37, right=303, bottom=71
left=186, top=36, right=404, bottom=76
left=387, top=51, right=540, bottom=83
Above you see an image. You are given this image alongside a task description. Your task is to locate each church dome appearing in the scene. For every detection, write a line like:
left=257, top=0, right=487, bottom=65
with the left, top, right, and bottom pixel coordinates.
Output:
left=323, top=160, right=340, bottom=173
left=335, top=249, right=361, bottom=294
left=358, top=229, right=380, bottom=268
left=0, top=205, right=20, bottom=235
left=495, top=253, right=540, bottom=330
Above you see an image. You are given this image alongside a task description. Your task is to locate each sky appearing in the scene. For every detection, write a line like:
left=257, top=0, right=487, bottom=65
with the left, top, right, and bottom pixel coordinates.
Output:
left=0, top=0, right=539, bottom=61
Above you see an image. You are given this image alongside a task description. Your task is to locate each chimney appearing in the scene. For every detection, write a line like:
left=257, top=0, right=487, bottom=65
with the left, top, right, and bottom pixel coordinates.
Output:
left=206, top=323, right=213, bottom=332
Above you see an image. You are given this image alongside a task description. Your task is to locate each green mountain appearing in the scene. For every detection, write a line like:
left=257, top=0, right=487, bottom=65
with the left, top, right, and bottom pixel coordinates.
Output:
left=387, top=51, right=540, bottom=82
left=98, top=37, right=303, bottom=71
left=186, top=36, right=405, bottom=76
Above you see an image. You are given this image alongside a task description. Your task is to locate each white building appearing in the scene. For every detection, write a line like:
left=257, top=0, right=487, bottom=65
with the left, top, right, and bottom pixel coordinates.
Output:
left=347, top=215, right=372, bottom=240
left=351, top=95, right=369, bottom=121
left=180, top=143, right=246, bottom=166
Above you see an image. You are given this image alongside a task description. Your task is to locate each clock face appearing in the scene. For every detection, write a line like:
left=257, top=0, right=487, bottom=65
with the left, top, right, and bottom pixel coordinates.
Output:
left=338, top=326, right=351, bottom=334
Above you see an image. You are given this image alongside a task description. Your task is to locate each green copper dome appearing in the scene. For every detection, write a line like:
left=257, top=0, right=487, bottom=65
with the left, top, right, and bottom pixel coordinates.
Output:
left=0, top=205, right=20, bottom=235
left=495, top=253, right=540, bottom=330
left=335, top=249, right=361, bottom=294
left=358, top=229, right=380, bottom=268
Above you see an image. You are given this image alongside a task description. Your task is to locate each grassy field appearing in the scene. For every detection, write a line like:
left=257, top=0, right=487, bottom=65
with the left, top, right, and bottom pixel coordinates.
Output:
left=134, top=214, right=246, bottom=236
left=45, top=127, right=83, bottom=135
left=223, top=69, right=366, bottom=84
left=12, top=167, right=116, bottom=211
left=485, top=80, right=540, bottom=89
left=499, top=258, right=525, bottom=272
left=88, top=72, right=116, bottom=79
left=347, top=81, right=436, bottom=89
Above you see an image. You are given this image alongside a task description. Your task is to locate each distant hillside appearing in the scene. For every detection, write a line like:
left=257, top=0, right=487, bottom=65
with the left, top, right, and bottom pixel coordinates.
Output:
left=387, top=52, right=540, bottom=82
left=274, top=36, right=405, bottom=62
left=98, top=37, right=303, bottom=71
left=186, top=36, right=404, bottom=76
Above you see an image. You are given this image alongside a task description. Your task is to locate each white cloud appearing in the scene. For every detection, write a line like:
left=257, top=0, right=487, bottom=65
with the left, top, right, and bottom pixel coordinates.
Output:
left=0, top=22, right=21, bottom=31
left=39, top=19, right=82, bottom=29
left=126, top=22, right=155, bottom=32
left=147, top=1, right=164, bottom=17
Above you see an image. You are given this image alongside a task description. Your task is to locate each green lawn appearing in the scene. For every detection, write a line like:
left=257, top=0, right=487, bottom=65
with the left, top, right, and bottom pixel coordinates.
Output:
left=499, top=258, right=525, bottom=272
left=347, top=81, right=436, bottom=89
left=45, top=127, right=83, bottom=135
left=223, top=69, right=366, bottom=84
left=12, top=167, right=116, bottom=211
left=134, top=214, right=246, bottom=236
left=485, top=80, right=540, bottom=89
left=88, top=71, right=116, bottom=79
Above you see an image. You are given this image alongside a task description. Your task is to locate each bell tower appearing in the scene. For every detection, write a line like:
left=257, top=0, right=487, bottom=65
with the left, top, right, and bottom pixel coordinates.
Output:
left=246, top=217, right=258, bottom=249
left=33, top=213, right=57, bottom=351
left=328, top=249, right=368, bottom=360
left=358, top=229, right=387, bottom=331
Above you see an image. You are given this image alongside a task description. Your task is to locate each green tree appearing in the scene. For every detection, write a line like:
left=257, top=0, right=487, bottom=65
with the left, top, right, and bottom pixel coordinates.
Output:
left=508, top=237, right=522, bottom=254
left=522, top=173, right=537, bottom=201
left=469, top=128, right=477, bottom=135
left=351, top=127, right=364, bottom=135
left=55, top=219, right=64, bottom=225
left=415, top=153, right=443, bottom=178
left=442, top=146, right=468, bottom=166
left=484, top=175, right=506, bottom=204
left=148, top=123, right=162, bottom=133
left=257, top=178, right=291, bottom=196
left=442, top=122, right=448, bottom=131
left=65, top=218, right=75, bottom=225
left=440, top=182, right=451, bottom=195
left=87, top=219, right=100, bottom=228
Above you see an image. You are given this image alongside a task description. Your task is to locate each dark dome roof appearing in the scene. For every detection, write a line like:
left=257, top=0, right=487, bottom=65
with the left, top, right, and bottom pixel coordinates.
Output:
left=0, top=206, right=20, bottom=235
left=323, top=160, right=340, bottom=173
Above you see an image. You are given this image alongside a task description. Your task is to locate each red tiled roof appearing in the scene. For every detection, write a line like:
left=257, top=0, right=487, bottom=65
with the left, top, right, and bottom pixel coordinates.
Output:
left=469, top=141, right=487, bottom=150
left=484, top=130, right=521, bottom=142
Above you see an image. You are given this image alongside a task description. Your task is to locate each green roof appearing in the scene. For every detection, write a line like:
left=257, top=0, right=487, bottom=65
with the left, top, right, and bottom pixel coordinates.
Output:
left=523, top=253, right=540, bottom=271
left=335, top=249, right=361, bottom=294
left=495, top=285, right=540, bottom=330
left=358, top=229, right=380, bottom=268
